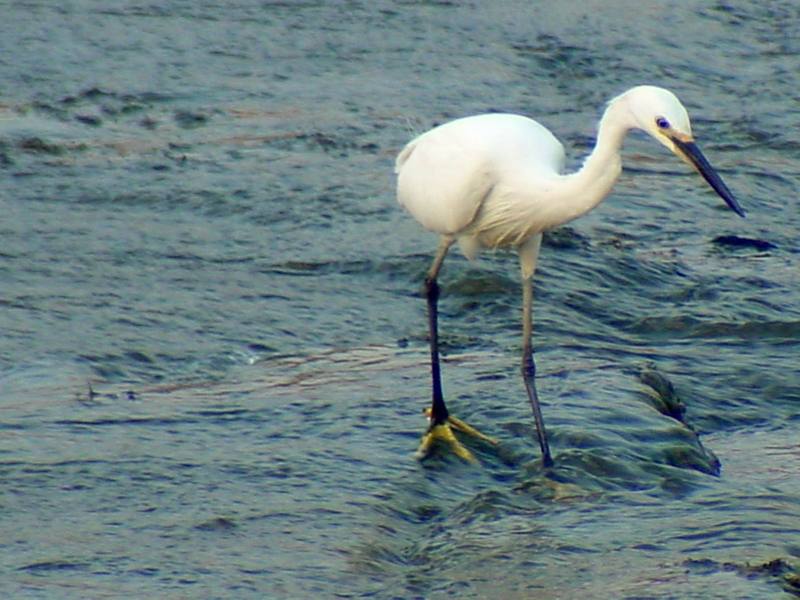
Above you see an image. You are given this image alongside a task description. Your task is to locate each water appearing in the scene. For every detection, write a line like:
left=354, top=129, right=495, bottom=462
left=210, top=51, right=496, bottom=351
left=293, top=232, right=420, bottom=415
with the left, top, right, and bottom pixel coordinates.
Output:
left=1, top=1, right=799, bottom=597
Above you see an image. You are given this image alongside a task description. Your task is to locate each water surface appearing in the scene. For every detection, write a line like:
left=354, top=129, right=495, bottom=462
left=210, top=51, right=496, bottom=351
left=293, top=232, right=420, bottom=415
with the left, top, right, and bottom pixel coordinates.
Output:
left=1, top=1, right=799, bottom=598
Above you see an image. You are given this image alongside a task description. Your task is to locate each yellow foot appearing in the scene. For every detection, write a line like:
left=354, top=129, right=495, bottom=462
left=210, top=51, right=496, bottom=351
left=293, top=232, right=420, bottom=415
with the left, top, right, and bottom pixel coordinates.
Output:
left=416, top=421, right=477, bottom=463
left=423, top=408, right=499, bottom=446
left=416, top=409, right=500, bottom=463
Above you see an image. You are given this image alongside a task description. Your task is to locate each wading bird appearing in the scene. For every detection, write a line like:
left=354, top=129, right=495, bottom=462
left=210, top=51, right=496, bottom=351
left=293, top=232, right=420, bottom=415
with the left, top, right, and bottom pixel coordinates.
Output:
left=395, top=85, right=745, bottom=467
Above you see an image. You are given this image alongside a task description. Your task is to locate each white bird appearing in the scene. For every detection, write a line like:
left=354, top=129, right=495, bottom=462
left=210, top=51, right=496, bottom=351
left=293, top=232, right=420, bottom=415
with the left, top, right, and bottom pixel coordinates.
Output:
left=395, top=85, right=745, bottom=467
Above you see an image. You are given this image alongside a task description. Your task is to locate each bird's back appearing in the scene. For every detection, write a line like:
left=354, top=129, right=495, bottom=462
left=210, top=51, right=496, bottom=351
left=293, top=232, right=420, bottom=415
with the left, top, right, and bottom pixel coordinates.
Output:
left=396, top=113, right=566, bottom=236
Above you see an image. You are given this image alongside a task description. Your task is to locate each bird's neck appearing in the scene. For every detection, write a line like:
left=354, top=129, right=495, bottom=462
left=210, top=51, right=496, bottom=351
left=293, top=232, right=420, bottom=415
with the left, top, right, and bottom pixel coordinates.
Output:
left=556, top=99, right=633, bottom=225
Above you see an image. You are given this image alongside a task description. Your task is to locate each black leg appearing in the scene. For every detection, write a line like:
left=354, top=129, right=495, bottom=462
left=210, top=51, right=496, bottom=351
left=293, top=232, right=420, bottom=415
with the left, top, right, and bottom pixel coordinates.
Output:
left=521, top=275, right=554, bottom=467
left=425, top=275, right=449, bottom=425
left=424, top=238, right=454, bottom=427
left=521, top=343, right=553, bottom=467
left=415, top=237, right=499, bottom=463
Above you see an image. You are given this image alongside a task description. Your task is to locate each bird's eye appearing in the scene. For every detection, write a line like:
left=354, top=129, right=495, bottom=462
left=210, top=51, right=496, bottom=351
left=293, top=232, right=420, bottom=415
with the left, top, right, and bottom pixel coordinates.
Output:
left=656, top=117, right=670, bottom=129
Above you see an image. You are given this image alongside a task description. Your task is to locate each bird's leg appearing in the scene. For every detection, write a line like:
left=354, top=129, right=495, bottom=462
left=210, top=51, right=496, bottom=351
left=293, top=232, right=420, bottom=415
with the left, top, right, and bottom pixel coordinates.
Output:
left=415, top=238, right=490, bottom=462
left=521, top=274, right=554, bottom=467
left=424, top=241, right=450, bottom=427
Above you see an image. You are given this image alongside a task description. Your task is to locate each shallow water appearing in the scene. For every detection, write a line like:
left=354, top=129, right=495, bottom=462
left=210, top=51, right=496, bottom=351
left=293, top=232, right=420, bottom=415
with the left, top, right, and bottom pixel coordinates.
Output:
left=1, top=1, right=799, bottom=598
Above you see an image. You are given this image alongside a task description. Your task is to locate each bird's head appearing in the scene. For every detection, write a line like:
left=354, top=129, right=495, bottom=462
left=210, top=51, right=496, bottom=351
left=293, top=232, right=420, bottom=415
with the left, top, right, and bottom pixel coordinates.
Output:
left=622, top=85, right=746, bottom=218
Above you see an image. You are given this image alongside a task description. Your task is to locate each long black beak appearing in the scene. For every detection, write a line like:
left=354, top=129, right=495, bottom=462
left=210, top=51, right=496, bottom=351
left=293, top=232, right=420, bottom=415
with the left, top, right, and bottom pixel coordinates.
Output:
left=672, top=137, right=746, bottom=218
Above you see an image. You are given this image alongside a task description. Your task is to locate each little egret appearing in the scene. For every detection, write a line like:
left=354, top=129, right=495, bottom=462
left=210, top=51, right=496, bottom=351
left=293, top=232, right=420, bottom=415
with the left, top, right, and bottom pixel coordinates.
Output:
left=395, top=85, right=745, bottom=467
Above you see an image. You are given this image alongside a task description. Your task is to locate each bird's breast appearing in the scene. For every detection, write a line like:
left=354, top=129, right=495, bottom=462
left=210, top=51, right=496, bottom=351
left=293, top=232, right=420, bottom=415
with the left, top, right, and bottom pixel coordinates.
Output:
left=463, top=172, right=568, bottom=249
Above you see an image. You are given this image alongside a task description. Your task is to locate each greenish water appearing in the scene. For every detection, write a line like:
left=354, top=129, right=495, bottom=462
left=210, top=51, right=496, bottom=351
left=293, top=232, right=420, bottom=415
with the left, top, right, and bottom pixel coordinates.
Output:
left=1, top=1, right=798, bottom=598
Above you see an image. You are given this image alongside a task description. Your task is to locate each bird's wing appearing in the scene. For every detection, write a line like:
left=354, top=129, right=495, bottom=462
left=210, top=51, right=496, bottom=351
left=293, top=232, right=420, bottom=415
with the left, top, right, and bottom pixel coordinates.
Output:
left=396, top=131, right=494, bottom=236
